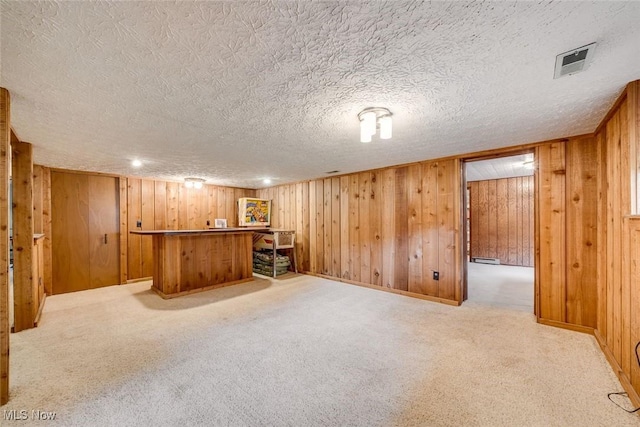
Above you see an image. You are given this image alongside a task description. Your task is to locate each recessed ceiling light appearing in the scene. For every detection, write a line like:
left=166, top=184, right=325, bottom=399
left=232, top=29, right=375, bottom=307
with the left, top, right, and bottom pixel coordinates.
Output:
left=263, top=178, right=272, bottom=184
left=131, top=159, right=142, bottom=167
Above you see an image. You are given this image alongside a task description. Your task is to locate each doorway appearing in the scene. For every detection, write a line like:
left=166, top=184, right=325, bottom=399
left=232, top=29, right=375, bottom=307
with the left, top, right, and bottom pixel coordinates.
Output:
left=462, top=152, right=535, bottom=312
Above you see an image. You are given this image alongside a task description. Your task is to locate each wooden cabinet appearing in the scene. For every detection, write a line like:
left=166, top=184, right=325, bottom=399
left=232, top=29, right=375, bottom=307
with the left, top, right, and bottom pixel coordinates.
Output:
left=51, top=172, right=120, bottom=294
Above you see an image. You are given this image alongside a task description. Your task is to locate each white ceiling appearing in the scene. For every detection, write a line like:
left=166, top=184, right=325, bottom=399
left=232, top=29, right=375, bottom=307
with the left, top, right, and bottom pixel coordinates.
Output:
left=1, top=1, right=639, bottom=189
left=466, top=154, right=533, bottom=182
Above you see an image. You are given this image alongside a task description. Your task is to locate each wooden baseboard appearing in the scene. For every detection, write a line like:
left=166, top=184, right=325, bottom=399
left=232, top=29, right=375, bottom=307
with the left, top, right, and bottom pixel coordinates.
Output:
left=150, top=277, right=255, bottom=299
left=594, top=330, right=640, bottom=408
left=34, top=293, right=47, bottom=327
left=125, top=277, right=152, bottom=284
left=306, top=272, right=461, bottom=306
left=536, top=318, right=595, bottom=335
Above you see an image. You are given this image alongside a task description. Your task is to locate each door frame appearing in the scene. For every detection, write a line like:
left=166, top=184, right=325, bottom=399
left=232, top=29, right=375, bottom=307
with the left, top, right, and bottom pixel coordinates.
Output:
left=459, top=148, right=537, bottom=315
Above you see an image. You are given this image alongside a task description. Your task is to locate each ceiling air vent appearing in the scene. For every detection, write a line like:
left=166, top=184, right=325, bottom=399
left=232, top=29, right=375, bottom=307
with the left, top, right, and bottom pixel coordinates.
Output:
left=554, top=42, right=596, bottom=79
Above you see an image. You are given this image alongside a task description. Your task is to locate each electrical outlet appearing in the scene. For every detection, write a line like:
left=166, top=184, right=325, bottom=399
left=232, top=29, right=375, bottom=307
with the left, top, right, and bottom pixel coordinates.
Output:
left=433, top=271, right=439, bottom=281
left=136, top=220, right=142, bottom=228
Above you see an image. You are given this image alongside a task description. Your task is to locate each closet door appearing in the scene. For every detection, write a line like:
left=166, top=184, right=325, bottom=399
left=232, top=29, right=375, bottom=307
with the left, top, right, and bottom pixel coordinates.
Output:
left=52, top=172, right=90, bottom=294
left=88, top=175, right=119, bottom=288
left=52, top=172, right=120, bottom=294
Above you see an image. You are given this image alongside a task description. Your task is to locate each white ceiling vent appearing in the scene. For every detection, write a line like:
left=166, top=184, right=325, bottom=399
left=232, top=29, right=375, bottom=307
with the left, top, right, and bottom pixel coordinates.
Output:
left=554, top=42, right=597, bottom=79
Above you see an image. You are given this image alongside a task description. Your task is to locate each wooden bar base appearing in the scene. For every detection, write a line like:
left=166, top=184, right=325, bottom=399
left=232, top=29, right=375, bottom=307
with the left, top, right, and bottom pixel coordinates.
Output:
left=149, top=277, right=254, bottom=299
left=130, top=228, right=263, bottom=298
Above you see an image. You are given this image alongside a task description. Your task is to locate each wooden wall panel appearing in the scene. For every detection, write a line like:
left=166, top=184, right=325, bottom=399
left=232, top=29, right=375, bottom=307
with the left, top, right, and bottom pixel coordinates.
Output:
left=394, top=167, right=409, bottom=292
left=348, top=175, right=359, bottom=282
left=565, top=137, right=598, bottom=328
left=125, top=179, right=256, bottom=281
left=359, top=173, right=371, bottom=283
left=595, top=81, right=640, bottom=406
left=127, top=178, right=143, bottom=279
left=469, top=176, right=534, bottom=267
left=331, top=177, right=341, bottom=278
left=537, top=142, right=566, bottom=322
left=381, top=169, right=396, bottom=288
left=437, top=159, right=458, bottom=300
left=626, top=219, right=640, bottom=400
left=369, top=172, right=382, bottom=286
left=257, top=159, right=462, bottom=303
left=407, top=164, right=423, bottom=294
left=422, top=162, right=439, bottom=296
left=323, top=179, right=331, bottom=276
left=33, top=166, right=52, bottom=295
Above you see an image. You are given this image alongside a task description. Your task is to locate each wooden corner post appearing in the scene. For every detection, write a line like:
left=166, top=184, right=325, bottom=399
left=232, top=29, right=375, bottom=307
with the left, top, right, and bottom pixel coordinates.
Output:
left=0, top=88, right=11, bottom=405
left=12, top=139, right=34, bottom=332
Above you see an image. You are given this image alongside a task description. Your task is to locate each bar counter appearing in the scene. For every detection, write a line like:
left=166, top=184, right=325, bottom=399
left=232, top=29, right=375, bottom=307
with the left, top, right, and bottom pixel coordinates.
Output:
left=130, top=228, right=267, bottom=299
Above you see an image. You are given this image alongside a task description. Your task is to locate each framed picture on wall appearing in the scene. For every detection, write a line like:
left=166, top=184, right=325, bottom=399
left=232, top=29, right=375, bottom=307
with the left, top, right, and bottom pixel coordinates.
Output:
left=214, top=218, right=227, bottom=228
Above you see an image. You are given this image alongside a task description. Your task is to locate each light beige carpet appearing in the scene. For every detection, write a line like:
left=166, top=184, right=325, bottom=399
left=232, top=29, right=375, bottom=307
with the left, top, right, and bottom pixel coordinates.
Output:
left=467, top=262, right=534, bottom=312
left=2, top=274, right=639, bottom=426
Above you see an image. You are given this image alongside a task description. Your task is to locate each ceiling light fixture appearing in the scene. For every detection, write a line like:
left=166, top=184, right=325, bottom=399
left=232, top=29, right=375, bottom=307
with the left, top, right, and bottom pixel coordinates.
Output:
left=131, top=159, right=142, bottom=167
left=184, top=177, right=205, bottom=189
left=263, top=178, right=272, bottom=184
left=358, top=107, right=392, bottom=143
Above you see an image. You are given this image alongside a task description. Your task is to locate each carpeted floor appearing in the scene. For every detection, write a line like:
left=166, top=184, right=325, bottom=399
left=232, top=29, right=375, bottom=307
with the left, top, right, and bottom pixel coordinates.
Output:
left=467, top=262, right=534, bottom=312
left=2, top=274, right=639, bottom=426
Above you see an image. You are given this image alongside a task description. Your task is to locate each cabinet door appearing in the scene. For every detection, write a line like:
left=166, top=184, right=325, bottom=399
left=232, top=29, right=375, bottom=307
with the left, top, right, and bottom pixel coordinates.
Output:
left=51, top=172, right=90, bottom=294
left=88, top=175, right=120, bottom=288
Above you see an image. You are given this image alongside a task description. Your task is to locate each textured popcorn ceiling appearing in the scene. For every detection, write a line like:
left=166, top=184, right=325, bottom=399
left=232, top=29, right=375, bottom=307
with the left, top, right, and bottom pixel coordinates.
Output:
left=466, top=155, right=533, bottom=182
left=1, top=1, right=640, bottom=189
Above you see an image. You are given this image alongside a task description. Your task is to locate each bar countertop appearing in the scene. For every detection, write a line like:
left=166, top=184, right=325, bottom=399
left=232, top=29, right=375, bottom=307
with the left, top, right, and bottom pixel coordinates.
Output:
left=130, top=227, right=268, bottom=235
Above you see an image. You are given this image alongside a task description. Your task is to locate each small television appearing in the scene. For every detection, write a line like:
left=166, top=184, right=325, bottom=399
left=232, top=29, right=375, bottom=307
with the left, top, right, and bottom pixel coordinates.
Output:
left=238, top=198, right=271, bottom=227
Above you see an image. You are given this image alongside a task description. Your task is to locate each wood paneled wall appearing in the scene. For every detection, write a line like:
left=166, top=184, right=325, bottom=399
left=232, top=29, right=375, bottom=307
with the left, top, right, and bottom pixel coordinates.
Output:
left=33, top=165, right=52, bottom=296
left=258, top=159, right=462, bottom=303
left=469, top=176, right=534, bottom=267
left=536, top=136, right=598, bottom=329
left=595, top=81, right=640, bottom=406
left=126, top=178, right=256, bottom=281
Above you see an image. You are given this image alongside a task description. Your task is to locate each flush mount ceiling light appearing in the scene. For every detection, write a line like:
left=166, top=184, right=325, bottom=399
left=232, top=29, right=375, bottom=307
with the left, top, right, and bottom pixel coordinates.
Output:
left=131, top=159, right=142, bottom=167
left=358, top=107, right=392, bottom=143
left=184, top=177, right=205, bottom=189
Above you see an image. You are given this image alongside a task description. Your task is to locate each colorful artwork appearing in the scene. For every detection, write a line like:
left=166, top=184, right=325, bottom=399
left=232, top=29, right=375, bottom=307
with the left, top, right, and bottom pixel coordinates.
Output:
left=239, top=198, right=271, bottom=227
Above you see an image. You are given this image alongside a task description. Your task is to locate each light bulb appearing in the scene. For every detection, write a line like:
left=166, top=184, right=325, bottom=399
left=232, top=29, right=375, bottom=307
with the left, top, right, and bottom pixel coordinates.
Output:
left=379, top=116, right=392, bottom=139
left=361, top=111, right=377, bottom=137
left=360, top=123, right=372, bottom=143
left=185, top=181, right=194, bottom=188
left=194, top=181, right=203, bottom=189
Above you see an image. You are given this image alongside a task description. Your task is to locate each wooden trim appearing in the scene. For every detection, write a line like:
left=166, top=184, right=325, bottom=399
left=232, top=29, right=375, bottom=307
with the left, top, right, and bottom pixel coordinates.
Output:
left=48, top=167, right=122, bottom=179
left=594, top=84, right=631, bottom=136
left=0, top=87, right=10, bottom=405
left=537, top=318, right=595, bottom=335
left=125, top=276, right=152, bottom=284
left=149, top=277, right=254, bottom=299
left=11, top=140, right=35, bottom=332
left=119, top=177, right=128, bottom=284
left=595, top=330, right=640, bottom=407
left=628, top=81, right=640, bottom=214
left=306, top=272, right=461, bottom=306
left=33, top=294, right=46, bottom=327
